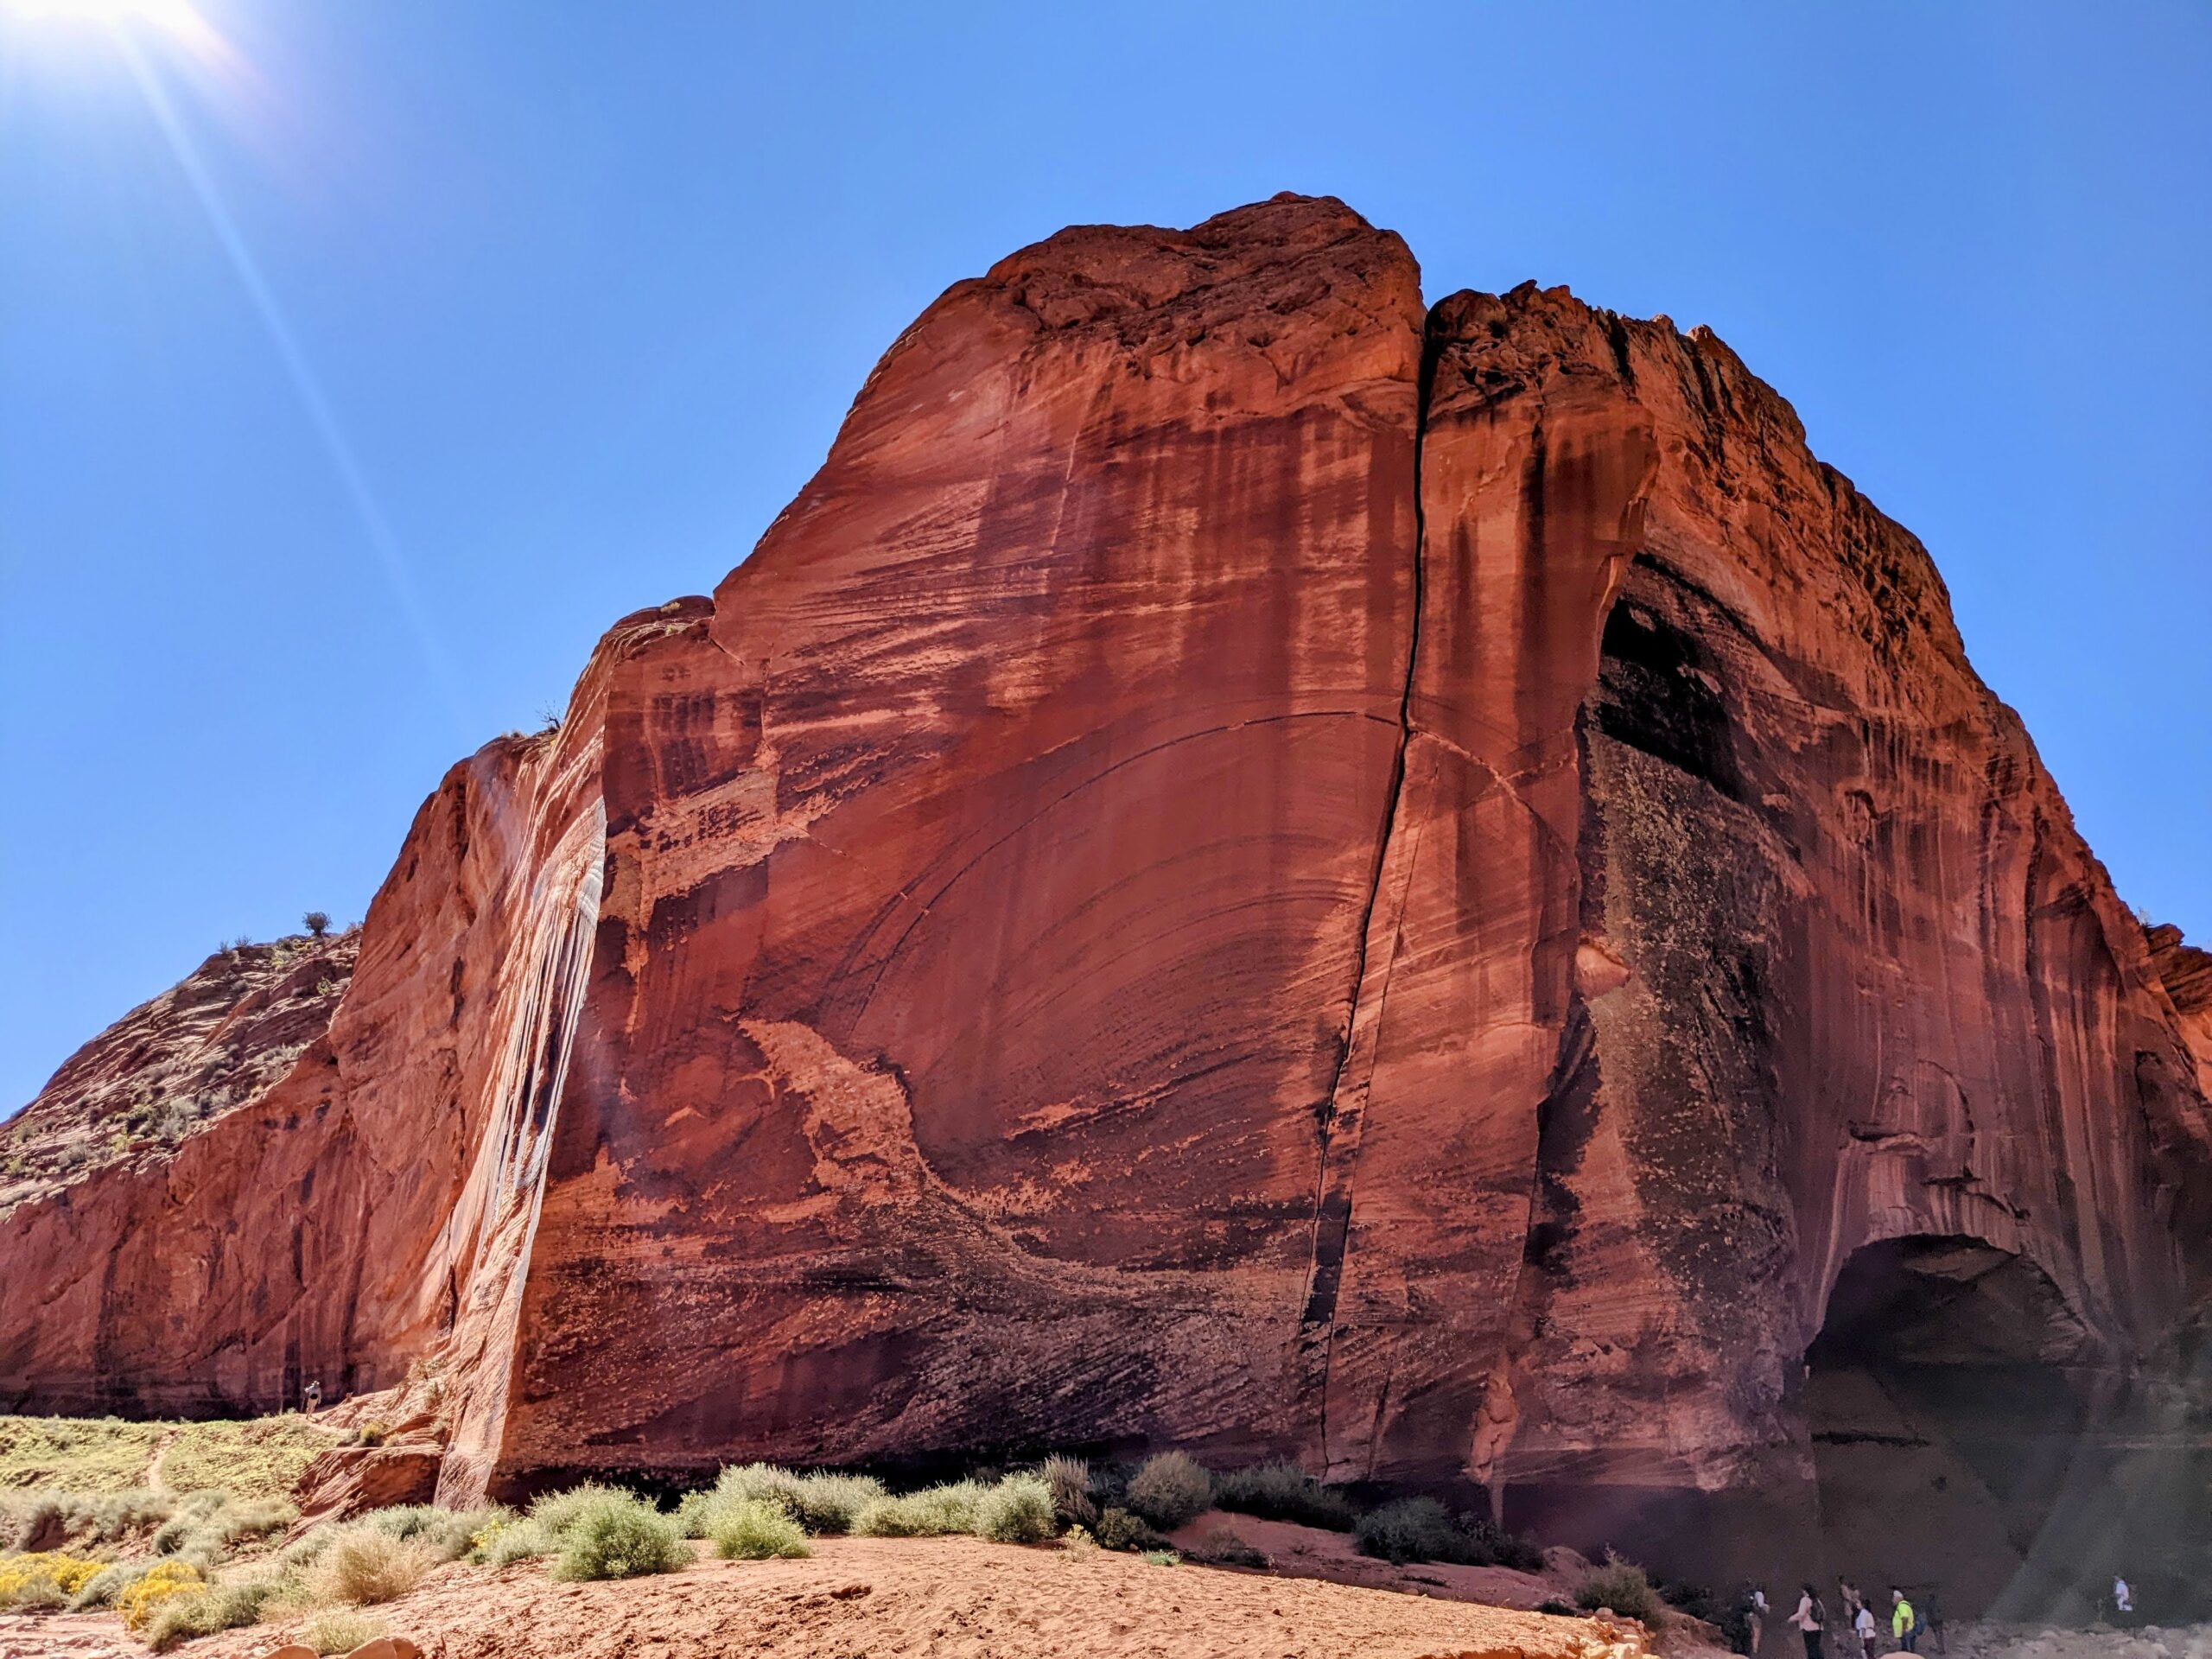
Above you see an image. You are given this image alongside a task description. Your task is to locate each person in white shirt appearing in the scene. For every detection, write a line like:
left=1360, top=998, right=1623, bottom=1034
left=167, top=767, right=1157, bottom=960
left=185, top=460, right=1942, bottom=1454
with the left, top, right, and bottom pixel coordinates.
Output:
left=1854, top=1603, right=1878, bottom=1654
left=1789, top=1584, right=1826, bottom=1659
left=2113, top=1577, right=2133, bottom=1617
left=1745, top=1586, right=1770, bottom=1655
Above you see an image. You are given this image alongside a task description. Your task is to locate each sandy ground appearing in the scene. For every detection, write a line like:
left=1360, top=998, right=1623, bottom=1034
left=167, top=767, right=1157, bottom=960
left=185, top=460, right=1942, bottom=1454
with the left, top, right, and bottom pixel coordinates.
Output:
left=2, top=1536, right=1649, bottom=1659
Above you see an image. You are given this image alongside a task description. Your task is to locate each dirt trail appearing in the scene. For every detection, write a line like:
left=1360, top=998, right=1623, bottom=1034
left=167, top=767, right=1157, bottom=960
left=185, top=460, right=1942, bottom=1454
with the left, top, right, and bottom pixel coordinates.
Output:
left=133, top=1536, right=1646, bottom=1659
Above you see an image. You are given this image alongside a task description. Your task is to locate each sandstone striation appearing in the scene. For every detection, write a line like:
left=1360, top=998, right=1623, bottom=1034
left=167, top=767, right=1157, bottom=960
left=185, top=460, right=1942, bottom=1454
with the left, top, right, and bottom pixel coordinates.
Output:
left=2, top=195, right=2204, bottom=1613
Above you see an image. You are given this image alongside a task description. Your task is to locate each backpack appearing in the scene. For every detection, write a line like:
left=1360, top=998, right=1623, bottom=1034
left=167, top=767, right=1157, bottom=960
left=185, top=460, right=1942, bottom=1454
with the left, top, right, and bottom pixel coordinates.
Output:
left=1813, top=1598, right=1827, bottom=1630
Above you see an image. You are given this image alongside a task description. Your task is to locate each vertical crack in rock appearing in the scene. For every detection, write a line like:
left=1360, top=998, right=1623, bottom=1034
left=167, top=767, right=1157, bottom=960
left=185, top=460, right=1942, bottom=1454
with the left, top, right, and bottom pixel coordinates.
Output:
left=1298, top=311, right=1443, bottom=1446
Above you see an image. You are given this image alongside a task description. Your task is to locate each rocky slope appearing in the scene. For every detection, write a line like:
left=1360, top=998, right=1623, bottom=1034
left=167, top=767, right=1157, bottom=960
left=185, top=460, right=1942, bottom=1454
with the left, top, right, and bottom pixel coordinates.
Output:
left=3, top=194, right=2205, bottom=1614
left=0, top=933, right=355, bottom=1219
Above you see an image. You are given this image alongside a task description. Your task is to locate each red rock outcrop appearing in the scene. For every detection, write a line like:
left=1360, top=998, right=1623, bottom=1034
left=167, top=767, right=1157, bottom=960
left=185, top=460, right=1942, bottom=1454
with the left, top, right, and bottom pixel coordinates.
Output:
left=3, top=195, right=2204, bottom=1611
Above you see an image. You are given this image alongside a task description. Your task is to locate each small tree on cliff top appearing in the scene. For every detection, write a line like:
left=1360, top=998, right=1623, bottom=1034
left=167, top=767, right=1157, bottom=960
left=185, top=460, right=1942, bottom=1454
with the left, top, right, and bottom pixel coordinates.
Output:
left=302, top=911, right=330, bottom=938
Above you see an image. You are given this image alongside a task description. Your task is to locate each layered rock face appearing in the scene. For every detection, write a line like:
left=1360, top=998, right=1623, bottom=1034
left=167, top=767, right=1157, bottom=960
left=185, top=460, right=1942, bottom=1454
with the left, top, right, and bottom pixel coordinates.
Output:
left=3, top=195, right=2205, bottom=1610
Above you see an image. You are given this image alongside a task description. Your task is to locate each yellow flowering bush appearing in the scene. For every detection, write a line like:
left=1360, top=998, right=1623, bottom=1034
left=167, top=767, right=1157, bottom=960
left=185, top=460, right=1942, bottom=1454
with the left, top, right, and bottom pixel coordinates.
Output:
left=117, top=1560, right=204, bottom=1631
left=0, top=1550, right=105, bottom=1606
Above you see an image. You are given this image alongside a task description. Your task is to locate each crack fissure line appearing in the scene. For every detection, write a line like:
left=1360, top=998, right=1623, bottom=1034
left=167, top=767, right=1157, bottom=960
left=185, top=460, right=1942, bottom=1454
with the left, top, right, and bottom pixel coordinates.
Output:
left=1300, top=323, right=1442, bottom=1459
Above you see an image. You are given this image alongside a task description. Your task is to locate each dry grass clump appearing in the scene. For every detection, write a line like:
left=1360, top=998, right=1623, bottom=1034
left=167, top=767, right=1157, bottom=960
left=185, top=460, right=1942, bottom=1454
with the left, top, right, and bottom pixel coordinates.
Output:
left=302, top=1524, right=438, bottom=1605
left=299, top=1605, right=385, bottom=1656
left=709, top=1497, right=810, bottom=1560
left=1212, top=1461, right=1357, bottom=1531
left=1123, top=1451, right=1212, bottom=1530
left=1042, top=1454, right=1096, bottom=1529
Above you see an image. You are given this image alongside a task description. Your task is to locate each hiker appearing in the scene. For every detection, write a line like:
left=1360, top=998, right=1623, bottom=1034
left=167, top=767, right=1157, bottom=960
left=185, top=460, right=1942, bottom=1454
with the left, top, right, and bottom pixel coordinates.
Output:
left=1838, top=1580, right=1866, bottom=1658
left=1854, top=1599, right=1879, bottom=1656
left=1745, top=1585, right=1770, bottom=1655
left=2113, top=1576, right=2133, bottom=1618
left=1891, top=1589, right=1918, bottom=1653
left=302, top=1378, right=321, bottom=1415
left=1922, top=1588, right=1944, bottom=1654
left=1789, top=1583, right=1826, bottom=1659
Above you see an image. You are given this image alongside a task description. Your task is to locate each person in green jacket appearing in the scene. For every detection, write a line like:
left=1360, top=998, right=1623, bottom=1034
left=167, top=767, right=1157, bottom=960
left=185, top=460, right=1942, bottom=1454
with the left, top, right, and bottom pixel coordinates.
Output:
left=1891, top=1590, right=1918, bottom=1652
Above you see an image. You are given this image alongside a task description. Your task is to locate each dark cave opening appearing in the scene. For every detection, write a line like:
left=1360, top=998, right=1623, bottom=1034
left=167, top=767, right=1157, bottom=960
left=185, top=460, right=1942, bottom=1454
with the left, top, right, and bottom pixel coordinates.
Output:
left=1807, top=1236, right=2094, bottom=1617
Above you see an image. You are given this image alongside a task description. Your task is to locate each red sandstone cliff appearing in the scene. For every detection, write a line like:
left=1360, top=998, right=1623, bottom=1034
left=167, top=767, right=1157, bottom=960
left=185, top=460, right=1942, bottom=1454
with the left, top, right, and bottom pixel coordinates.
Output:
left=3, top=194, right=2204, bottom=1609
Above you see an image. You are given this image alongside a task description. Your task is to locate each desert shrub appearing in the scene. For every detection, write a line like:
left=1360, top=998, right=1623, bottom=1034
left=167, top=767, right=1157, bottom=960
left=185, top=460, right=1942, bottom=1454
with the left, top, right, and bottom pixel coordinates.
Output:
left=0, top=1549, right=105, bottom=1606
left=549, top=1492, right=686, bottom=1581
left=852, top=1480, right=987, bottom=1537
left=1123, top=1452, right=1211, bottom=1530
left=217, top=1494, right=297, bottom=1544
left=526, top=1481, right=630, bottom=1538
left=1212, top=1462, right=1357, bottom=1532
left=974, top=1474, right=1057, bottom=1545
left=1452, top=1510, right=1543, bottom=1571
left=701, top=1464, right=884, bottom=1535
left=1092, top=1507, right=1161, bottom=1553
left=479, top=1516, right=553, bottom=1567
left=1355, top=1496, right=1460, bottom=1564
left=1538, top=1597, right=1579, bottom=1617
left=8, top=1574, right=66, bottom=1611
left=363, top=1502, right=507, bottom=1561
left=303, top=1525, right=437, bottom=1605
left=144, top=1573, right=292, bottom=1651
left=1141, top=1549, right=1180, bottom=1567
left=1574, top=1553, right=1662, bottom=1624
left=304, top=911, right=331, bottom=938
left=354, top=1421, right=391, bottom=1447
left=118, top=1560, right=205, bottom=1631
left=301, top=1605, right=385, bottom=1655
left=70, top=1559, right=151, bottom=1610
left=709, top=1497, right=810, bottom=1560
left=1041, top=1454, right=1096, bottom=1529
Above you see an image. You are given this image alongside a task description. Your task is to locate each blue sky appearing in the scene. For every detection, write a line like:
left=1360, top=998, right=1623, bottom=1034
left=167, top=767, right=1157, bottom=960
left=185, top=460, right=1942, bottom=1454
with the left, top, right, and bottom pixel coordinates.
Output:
left=2, top=1, right=2206, bottom=1113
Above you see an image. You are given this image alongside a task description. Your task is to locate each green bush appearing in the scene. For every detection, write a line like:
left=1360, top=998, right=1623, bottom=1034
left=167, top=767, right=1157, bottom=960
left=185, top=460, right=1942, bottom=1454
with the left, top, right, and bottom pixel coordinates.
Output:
left=547, top=1492, right=686, bottom=1581
left=479, top=1516, right=553, bottom=1567
left=1141, top=1549, right=1180, bottom=1567
left=1352, top=1496, right=1541, bottom=1568
left=1092, top=1507, right=1160, bottom=1553
left=1355, top=1497, right=1460, bottom=1564
left=702, top=1464, right=886, bottom=1535
left=1042, top=1454, right=1096, bottom=1529
left=361, top=1502, right=508, bottom=1561
left=1573, top=1553, right=1662, bottom=1624
left=1212, top=1462, right=1357, bottom=1531
left=1123, top=1452, right=1211, bottom=1530
left=851, top=1480, right=987, bottom=1537
left=974, top=1474, right=1058, bottom=1544
left=526, top=1482, right=630, bottom=1538
left=709, top=1497, right=810, bottom=1560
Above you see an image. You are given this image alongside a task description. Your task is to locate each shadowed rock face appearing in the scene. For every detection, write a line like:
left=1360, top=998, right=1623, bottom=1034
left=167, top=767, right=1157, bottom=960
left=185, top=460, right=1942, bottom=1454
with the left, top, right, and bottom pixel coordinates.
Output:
left=3, top=195, right=2205, bottom=1607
